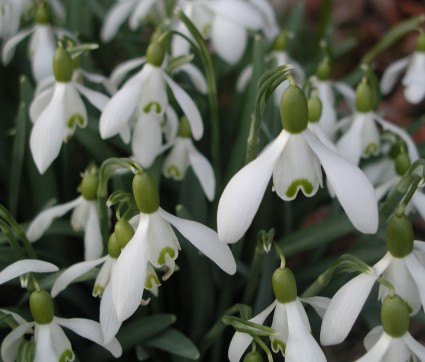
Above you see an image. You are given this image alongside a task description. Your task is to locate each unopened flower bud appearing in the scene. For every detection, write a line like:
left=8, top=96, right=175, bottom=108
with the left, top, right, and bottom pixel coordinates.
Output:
left=30, top=290, right=54, bottom=324
left=244, top=350, right=263, bottom=362
left=108, top=232, right=121, bottom=258
left=355, top=81, right=373, bottom=113
left=272, top=267, right=297, bottom=304
left=53, top=47, right=73, bottom=83
left=394, top=152, right=410, bottom=176
left=381, top=294, right=409, bottom=337
left=81, top=173, right=99, bottom=201
left=178, top=116, right=192, bottom=138
left=146, top=42, right=165, bottom=67
left=316, top=59, right=331, bottom=80
left=132, top=172, right=160, bottom=214
left=308, top=96, right=322, bottom=123
left=386, top=213, right=413, bottom=258
left=416, top=33, right=425, bottom=52
left=114, top=219, right=135, bottom=249
left=280, top=85, right=308, bottom=134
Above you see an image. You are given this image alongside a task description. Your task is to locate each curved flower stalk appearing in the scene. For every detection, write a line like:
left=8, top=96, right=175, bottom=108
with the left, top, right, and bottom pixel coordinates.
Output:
left=163, top=116, right=215, bottom=201
left=228, top=267, right=328, bottom=362
left=111, top=171, right=236, bottom=322
left=26, top=170, right=104, bottom=261
left=99, top=42, right=204, bottom=145
left=29, top=47, right=109, bottom=174
left=381, top=33, right=425, bottom=104
left=218, top=84, right=378, bottom=244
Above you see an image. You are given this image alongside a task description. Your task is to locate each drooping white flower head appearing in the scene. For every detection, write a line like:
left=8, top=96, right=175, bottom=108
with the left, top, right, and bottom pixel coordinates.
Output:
left=218, top=85, right=378, bottom=244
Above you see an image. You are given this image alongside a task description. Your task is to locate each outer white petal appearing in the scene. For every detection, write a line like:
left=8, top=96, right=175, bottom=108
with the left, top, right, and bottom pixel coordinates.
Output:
left=402, top=332, right=425, bottom=358
left=250, top=0, right=279, bottom=38
left=211, top=16, right=246, bottom=64
left=164, top=105, right=179, bottom=143
left=304, top=128, right=379, bottom=234
left=0, top=309, right=27, bottom=325
left=129, top=0, right=156, bottom=30
left=164, top=73, right=204, bottom=140
left=299, top=296, right=330, bottom=319
left=111, top=214, right=149, bottom=322
left=317, top=80, right=337, bottom=139
left=364, top=325, right=384, bottom=351
left=404, top=83, right=425, bottom=104
left=51, top=257, right=107, bottom=298
left=0, top=259, right=58, bottom=285
left=177, top=63, right=208, bottom=94
left=159, top=208, right=236, bottom=275
left=56, top=317, right=122, bottom=357
left=84, top=201, right=104, bottom=261
left=380, top=56, right=410, bottom=94
left=217, top=131, right=289, bottom=243
left=101, top=0, right=136, bottom=42
left=412, top=191, right=425, bottom=221
left=100, top=283, right=122, bottom=344
left=206, top=0, right=263, bottom=29
left=26, top=197, right=82, bottom=241
left=109, top=56, right=146, bottom=89
left=403, top=52, right=425, bottom=104
left=355, top=332, right=392, bottom=362
left=33, top=324, right=61, bottom=362
left=74, top=83, right=110, bottom=112
left=228, top=301, right=277, bottom=362
left=29, top=86, right=54, bottom=123
left=1, top=322, right=34, bottom=362
left=94, top=256, right=115, bottom=296
left=30, top=83, right=67, bottom=174
left=285, top=301, right=326, bottom=362
left=30, top=25, right=56, bottom=84
left=362, top=158, right=396, bottom=186
left=2, top=26, right=34, bottom=64
left=236, top=65, right=253, bottom=92
left=405, top=253, right=425, bottom=313
left=382, top=336, right=412, bottom=362
left=336, top=112, right=365, bottom=165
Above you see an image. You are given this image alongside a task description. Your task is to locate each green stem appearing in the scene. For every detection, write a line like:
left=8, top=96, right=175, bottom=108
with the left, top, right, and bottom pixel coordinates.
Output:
left=252, top=335, right=273, bottom=362
left=377, top=277, right=395, bottom=297
left=0, top=220, right=25, bottom=259
left=400, top=175, right=421, bottom=209
left=242, top=247, right=265, bottom=304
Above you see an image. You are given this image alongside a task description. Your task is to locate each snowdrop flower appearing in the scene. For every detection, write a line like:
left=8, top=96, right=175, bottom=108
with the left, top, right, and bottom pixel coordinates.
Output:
left=321, top=213, right=425, bottom=345
left=100, top=42, right=204, bottom=145
left=1, top=289, right=122, bottom=361
left=248, top=0, right=279, bottom=40
left=29, top=47, right=109, bottom=174
left=381, top=33, right=425, bottom=104
left=163, top=116, right=215, bottom=201
left=218, top=84, right=378, bottom=244
left=228, top=267, right=328, bottom=362
left=0, top=259, right=58, bottom=286
left=0, top=0, right=31, bottom=42
left=356, top=294, right=425, bottom=362
left=111, top=170, right=236, bottom=322
left=26, top=169, right=104, bottom=260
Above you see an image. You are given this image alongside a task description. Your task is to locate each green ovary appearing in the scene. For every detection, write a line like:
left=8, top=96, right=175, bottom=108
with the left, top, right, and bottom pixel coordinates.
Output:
left=143, top=102, right=161, bottom=114
left=145, top=273, right=160, bottom=289
left=67, top=114, right=84, bottom=128
left=158, top=247, right=176, bottom=265
left=59, top=349, right=74, bottom=362
left=285, top=179, right=313, bottom=198
left=363, top=143, right=378, bottom=156
left=272, top=339, right=286, bottom=354
left=166, top=165, right=181, bottom=178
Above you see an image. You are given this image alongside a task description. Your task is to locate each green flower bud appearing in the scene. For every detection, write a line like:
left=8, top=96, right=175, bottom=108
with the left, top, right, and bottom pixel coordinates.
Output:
left=35, top=4, right=50, bottom=24
left=394, top=152, right=410, bottom=176
left=272, top=267, right=297, bottom=304
left=53, top=47, right=73, bottom=83
left=316, top=59, right=331, bottom=80
left=416, top=33, right=425, bottom=52
left=308, top=96, right=322, bottom=123
left=273, top=32, right=288, bottom=51
left=114, top=219, right=135, bottom=249
left=108, top=232, right=121, bottom=258
left=178, top=116, right=192, bottom=138
left=280, top=85, right=308, bottom=134
left=381, top=294, right=409, bottom=337
left=81, top=173, right=99, bottom=201
left=386, top=213, right=413, bottom=258
left=244, top=351, right=263, bottom=362
left=30, top=290, right=54, bottom=324
left=355, top=81, right=373, bottom=113
left=146, top=42, right=165, bottom=67
left=132, top=172, right=160, bottom=214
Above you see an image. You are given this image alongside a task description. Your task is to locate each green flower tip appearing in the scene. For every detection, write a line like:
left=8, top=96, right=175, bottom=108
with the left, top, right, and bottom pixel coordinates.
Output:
left=316, top=58, right=331, bottom=80
left=394, top=152, right=411, bottom=176
left=273, top=32, right=288, bottom=51
left=114, top=219, right=135, bottom=249
left=132, top=171, right=160, bottom=214
left=308, top=96, right=322, bottom=123
left=35, top=4, right=50, bottom=24
left=178, top=116, right=192, bottom=138
left=381, top=294, right=409, bottom=337
left=243, top=351, right=263, bottom=362
left=30, top=290, right=54, bottom=324
left=146, top=42, right=165, bottom=67
left=53, top=47, right=73, bottom=82
left=81, top=173, right=99, bottom=201
left=416, top=33, right=425, bottom=52
left=280, top=85, right=308, bottom=134
left=386, top=213, right=413, bottom=258
left=108, top=232, right=121, bottom=258
left=355, top=80, right=373, bottom=113
left=272, top=267, right=297, bottom=304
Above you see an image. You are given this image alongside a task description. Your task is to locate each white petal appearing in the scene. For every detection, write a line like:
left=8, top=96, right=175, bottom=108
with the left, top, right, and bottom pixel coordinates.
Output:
left=74, top=83, right=110, bottom=112
left=299, top=296, right=331, bottom=319
left=285, top=301, right=326, bottom=362
left=100, top=284, right=122, bottom=344
left=29, top=86, right=54, bottom=123
left=0, top=259, right=58, bottom=285
left=94, top=256, right=115, bottom=296
left=0, top=309, right=27, bottom=325
left=412, top=192, right=425, bottom=222
left=33, top=324, right=61, bottom=362
left=316, top=80, right=337, bottom=139
left=56, top=317, right=122, bottom=357
left=129, top=0, right=156, bottom=30
left=336, top=112, right=365, bottom=165
left=30, top=83, right=67, bottom=174
left=140, top=66, right=168, bottom=114
left=206, top=1, right=263, bottom=29
left=159, top=208, right=236, bottom=275
left=402, top=332, right=425, bottom=358
left=2, top=26, right=34, bottom=65
left=70, top=199, right=90, bottom=231
left=30, top=25, right=56, bottom=84
left=249, top=0, right=279, bottom=38
left=27, top=197, right=81, bottom=241
left=177, top=63, right=208, bottom=94
left=405, top=253, right=425, bottom=313
left=228, top=301, right=277, bottom=362
left=51, top=257, right=107, bottom=298
left=355, top=332, right=392, bottom=362
left=163, top=138, right=190, bottom=180
left=383, top=336, right=412, bottom=362
left=1, top=322, right=34, bottom=362
left=217, top=130, right=289, bottom=243
left=364, top=325, right=384, bottom=351
left=188, top=141, right=216, bottom=201
left=164, top=73, right=204, bottom=140
left=211, top=16, right=246, bottom=64
left=402, top=52, right=425, bottom=104
left=164, top=106, right=179, bottom=142
left=236, top=65, right=253, bottom=92
left=109, top=57, right=146, bottom=89
left=404, top=83, right=425, bottom=104
left=112, top=214, right=149, bottom=322
left=320, top=272, right=378, bottom=345
left=84, top=202, right=104, bottom=261
left=101, top=0, right=135, bottom=42
left=360, top=115, right=380, bottom=158
left=362, top=158, right=396, bottom=186
left=270, top=302, right=289, bottom=353
left=63, top=83, right=88, bottom=133
left=304, top=128, right=379, bottom=234
left=380, top=56, right=410, bottom=94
